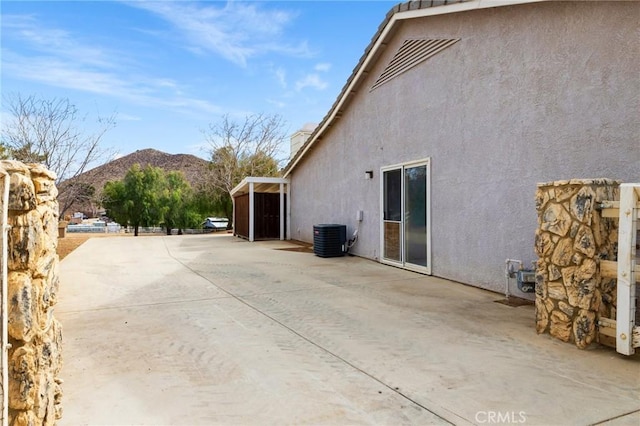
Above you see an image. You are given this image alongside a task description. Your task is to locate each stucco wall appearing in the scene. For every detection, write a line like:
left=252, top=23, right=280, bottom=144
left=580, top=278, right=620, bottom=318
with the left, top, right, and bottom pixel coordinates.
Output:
left=288, top=1, right=639, bottom=294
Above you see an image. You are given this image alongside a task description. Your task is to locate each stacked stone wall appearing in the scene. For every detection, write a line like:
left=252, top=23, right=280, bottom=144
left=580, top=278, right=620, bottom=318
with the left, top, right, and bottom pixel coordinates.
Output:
left=1, top=161, right=62, bottom=424
left=534, top=178, right=619, bottom=349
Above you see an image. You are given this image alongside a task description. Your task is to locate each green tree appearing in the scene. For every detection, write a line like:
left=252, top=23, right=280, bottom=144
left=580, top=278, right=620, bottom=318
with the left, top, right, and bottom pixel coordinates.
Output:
left=102, top=180, right=127, bottom=225
left=162, top=171, right=198, bottom=235
left=103, top=164, right=166, bottom=236
left=0, top=143, right=9, bottom=160
left=203, top=113, right=286, bottom=227
left=190, top=185, right=227, bottom=219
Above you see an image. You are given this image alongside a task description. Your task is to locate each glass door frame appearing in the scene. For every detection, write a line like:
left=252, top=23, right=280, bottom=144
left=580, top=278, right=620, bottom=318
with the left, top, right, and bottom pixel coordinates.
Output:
left=379, top=158, right=431, bottom=274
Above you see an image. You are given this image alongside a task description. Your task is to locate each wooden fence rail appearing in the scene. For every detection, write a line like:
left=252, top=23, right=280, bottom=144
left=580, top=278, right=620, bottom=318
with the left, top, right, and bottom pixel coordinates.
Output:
left=597, top=184, right=639, bottom=355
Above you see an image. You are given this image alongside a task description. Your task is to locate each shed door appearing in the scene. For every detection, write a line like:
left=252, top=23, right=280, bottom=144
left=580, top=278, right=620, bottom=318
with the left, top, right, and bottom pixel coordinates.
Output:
left=381, top=159, right=431, bottom=274
left=254, top=193, right=284, bottom=240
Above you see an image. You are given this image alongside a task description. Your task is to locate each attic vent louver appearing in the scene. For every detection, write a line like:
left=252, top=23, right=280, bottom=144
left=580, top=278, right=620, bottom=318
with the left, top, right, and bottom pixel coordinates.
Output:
left=371, top=38, right=459, bottom=91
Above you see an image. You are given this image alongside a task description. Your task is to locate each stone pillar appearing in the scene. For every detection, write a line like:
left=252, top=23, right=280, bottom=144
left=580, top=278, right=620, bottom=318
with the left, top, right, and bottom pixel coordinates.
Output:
left=1, top=161, right=63, bottom=424
left=534, top=179, right=619, bottom=349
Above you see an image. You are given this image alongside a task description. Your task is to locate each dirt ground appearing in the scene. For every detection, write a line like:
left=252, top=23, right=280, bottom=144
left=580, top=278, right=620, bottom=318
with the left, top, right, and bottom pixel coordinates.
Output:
left=57, top=232, right=168, bottom=260
left=56, top=230, right=225, bottom=260
left=57, top=233, right=125, bottom=260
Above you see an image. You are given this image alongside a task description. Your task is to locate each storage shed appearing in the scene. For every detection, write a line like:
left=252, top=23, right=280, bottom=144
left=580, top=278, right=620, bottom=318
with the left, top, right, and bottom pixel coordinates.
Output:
left=231, top=177, right=290, bottom=241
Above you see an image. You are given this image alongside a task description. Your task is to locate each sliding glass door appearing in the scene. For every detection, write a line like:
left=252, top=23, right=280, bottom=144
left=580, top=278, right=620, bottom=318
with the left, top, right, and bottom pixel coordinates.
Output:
left=382, top=168, right=402, bottom=262
left=381, top=159, right=431, bottom=274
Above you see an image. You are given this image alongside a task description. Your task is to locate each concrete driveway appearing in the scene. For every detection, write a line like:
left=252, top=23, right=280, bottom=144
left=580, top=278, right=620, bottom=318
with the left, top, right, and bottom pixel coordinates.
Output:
left=58, top=234, right=640, bottom=425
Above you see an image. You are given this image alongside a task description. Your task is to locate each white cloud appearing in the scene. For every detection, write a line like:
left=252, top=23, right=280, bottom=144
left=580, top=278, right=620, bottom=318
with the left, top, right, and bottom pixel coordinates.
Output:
left=2, top=14, right=120, bottom=69
left=314, top=63, right=331, bottom=72
left=126, top=1, right=312, bottom=67
left=1, top=15, right=223, bottom=117
left=267, top=99, right=286, bottom=108
left=275, top=67, right=287, bottom=88
left=185, top=141, right=211, bottom=158
left=117, top=113, right=142, bottom=121
left=295, top=74, right=328, bottom=92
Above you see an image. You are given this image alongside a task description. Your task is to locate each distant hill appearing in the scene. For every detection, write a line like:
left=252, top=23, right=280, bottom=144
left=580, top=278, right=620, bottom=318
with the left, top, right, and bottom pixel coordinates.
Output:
left=59, top=148, right=211, bottom=218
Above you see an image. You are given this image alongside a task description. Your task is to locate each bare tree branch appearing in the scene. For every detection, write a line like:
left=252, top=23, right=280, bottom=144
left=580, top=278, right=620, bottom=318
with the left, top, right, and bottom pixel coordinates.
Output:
left=1, top=93, right=115, bottom=216
left=202, top=113, right=287, bottom=224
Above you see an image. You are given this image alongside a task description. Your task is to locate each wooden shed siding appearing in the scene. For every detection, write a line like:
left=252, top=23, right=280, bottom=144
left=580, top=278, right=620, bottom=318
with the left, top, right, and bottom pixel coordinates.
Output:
left=234, top=193, right=250, bottom=239
left=234, top=192, right=286, bottom=240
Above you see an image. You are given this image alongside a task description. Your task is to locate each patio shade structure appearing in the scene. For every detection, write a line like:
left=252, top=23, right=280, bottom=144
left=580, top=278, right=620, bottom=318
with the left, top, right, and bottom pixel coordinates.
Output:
left=230, top=177, right=290, bottom=241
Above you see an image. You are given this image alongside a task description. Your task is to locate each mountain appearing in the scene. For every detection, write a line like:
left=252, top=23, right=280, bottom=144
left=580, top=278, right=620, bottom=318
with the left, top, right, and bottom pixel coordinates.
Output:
left=59, top=148, right=211, bottom=218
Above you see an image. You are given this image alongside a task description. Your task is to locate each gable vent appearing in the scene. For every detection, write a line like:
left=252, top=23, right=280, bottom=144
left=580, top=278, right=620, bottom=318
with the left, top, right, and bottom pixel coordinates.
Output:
left=371, top=38, right=459, bottom=91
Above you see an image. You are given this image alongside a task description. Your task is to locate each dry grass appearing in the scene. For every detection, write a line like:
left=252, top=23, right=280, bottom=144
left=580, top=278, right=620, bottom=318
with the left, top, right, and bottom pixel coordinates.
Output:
left=57, top=233, right=124, bottom=260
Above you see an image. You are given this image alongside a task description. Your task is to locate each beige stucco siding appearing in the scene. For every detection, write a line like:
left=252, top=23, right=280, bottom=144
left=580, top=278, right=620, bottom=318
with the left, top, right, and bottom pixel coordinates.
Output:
left=289, top=1, right=639, bottom=294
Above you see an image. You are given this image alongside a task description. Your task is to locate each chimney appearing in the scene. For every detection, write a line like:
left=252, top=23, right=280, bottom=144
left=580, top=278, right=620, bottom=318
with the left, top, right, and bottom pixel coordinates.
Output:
left=290, top=122, right=318, bottom=160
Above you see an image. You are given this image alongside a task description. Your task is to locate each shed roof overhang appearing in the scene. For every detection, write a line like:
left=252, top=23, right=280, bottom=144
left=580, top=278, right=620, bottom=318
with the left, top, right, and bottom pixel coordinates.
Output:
left=230, top=177, right=290, bottom=197
left=282, top=0, right=545, bottom=178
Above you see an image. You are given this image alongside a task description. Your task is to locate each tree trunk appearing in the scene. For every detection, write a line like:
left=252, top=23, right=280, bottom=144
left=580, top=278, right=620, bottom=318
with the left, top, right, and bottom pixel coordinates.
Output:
left=166, top=227, right=172, bottom=236
left=134, top=224, right=139, bottom=236
left=224, top=200, right=233, bottom=230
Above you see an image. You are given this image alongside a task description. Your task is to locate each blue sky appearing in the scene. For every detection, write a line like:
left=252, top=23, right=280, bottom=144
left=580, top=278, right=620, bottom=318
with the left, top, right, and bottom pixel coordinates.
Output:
left=1, top=0, right=397, bottom=161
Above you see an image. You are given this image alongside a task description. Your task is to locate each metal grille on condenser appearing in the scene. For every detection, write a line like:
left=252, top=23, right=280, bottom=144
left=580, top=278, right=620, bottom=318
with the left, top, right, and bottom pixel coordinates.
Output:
left=371, top=38, right=459, bottom=91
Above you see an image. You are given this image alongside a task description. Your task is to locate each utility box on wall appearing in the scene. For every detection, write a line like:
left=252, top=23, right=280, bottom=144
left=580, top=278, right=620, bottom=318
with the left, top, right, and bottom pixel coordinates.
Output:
left=313, top=224, right=347, bottom=257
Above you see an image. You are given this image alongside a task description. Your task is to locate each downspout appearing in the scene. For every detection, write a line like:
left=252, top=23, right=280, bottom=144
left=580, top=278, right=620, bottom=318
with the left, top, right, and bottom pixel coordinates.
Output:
left=1, top=169, right=10, bottom=426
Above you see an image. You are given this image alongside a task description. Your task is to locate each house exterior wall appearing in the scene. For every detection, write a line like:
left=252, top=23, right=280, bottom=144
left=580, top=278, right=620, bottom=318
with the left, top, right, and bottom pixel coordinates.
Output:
left=288, top=1, right=639, bottom=295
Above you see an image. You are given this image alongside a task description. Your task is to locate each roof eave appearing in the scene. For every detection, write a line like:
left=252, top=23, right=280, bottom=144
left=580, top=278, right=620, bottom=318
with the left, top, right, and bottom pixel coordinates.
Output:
left=230, top=176, right=290, bottom=197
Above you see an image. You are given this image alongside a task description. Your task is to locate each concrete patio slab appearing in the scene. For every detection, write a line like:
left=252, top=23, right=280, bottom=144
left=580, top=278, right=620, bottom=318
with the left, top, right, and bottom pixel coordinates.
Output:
left=58, top=234, right=640, bottom=425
